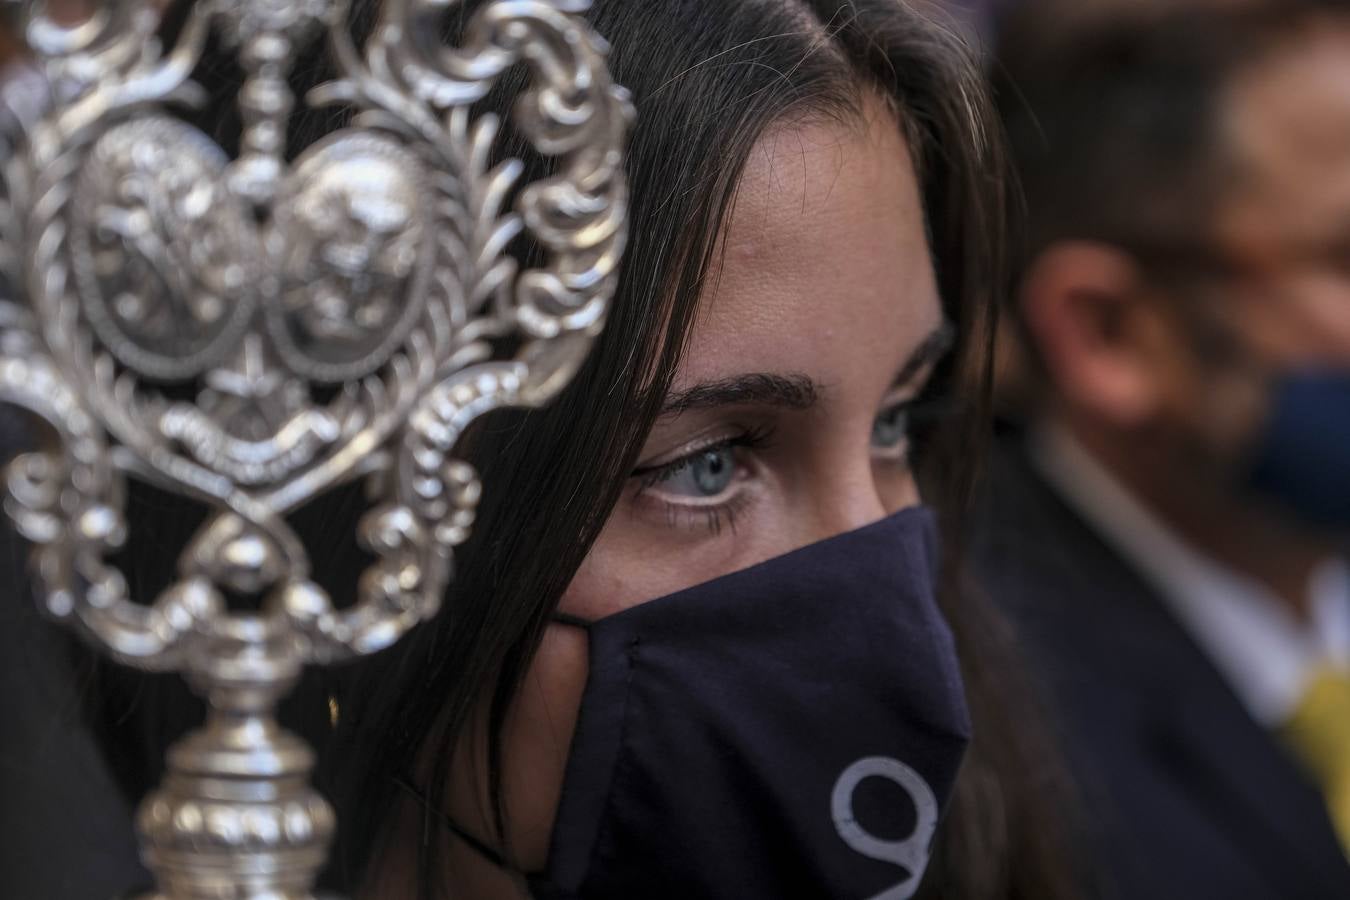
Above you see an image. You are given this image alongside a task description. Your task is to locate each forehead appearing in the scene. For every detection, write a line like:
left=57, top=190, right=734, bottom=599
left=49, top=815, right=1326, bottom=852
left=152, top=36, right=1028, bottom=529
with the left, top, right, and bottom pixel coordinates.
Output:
left=1219, top=23, right=1350, bottom=242
left=677, top=95, right=940, bottom=392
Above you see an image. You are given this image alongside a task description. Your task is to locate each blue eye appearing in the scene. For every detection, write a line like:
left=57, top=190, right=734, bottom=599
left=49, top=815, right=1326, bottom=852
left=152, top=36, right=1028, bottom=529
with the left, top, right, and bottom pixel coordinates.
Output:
left=872, top=403, right=910, bottom=451
left=652, top=445, right=737, bottom=498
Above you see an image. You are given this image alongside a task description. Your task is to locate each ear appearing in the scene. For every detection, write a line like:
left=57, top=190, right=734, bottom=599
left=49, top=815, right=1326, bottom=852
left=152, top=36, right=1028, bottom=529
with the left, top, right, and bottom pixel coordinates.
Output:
left=1018, top=241, right=1174, bottom=427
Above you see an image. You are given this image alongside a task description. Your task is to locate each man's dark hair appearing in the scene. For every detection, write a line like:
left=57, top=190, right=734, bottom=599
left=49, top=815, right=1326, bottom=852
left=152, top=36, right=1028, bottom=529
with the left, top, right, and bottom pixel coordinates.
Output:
left=992, top=0, right=1350, bottom=272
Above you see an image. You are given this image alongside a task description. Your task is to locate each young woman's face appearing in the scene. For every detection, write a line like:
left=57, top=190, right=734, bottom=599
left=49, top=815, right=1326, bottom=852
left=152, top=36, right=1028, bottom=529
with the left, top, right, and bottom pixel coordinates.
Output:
left=443, top=93, right=947, bottom=890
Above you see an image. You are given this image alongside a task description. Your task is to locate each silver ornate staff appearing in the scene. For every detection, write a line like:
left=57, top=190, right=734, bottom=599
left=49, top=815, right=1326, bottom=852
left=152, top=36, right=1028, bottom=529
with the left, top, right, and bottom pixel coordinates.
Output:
left=0, top=0, right=631, bottom=896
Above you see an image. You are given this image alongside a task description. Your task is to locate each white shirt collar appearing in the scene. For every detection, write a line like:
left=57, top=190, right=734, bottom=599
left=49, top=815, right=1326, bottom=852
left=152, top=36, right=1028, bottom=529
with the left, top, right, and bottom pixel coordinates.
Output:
left=1030, top=424, right=1350, bottom=726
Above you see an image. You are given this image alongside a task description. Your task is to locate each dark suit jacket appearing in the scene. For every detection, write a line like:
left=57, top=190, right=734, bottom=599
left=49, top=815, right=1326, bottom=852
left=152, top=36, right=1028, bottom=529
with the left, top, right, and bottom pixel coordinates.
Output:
left=974, top=433, right=1350, bottom=900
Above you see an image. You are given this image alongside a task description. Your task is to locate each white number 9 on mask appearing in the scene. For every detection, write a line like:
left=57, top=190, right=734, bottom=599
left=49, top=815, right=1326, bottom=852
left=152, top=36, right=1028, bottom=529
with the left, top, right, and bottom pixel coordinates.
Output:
left=831, top=755, right=941, bottom=900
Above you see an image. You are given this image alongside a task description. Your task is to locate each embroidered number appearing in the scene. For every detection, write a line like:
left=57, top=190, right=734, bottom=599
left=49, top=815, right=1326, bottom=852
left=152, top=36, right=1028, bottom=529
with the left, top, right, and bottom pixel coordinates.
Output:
left=830, top=756, right=940, bottom=900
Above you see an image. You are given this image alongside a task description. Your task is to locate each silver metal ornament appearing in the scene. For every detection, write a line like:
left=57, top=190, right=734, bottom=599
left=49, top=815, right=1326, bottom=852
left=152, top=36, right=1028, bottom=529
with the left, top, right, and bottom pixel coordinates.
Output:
left=0, top=0, right=632, bottom=896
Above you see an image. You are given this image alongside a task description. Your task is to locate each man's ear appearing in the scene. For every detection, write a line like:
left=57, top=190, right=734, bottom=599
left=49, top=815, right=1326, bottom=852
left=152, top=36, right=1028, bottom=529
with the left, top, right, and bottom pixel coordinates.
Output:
left=1018, top=241, right=1175, bottom=428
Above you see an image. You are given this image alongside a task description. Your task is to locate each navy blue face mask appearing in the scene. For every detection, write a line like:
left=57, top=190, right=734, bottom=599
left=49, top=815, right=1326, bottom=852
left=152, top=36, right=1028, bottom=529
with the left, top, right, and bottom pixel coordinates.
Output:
left=403, top=506, right=970, bottom=898
left=1245, top=370, right=1350, bottom=529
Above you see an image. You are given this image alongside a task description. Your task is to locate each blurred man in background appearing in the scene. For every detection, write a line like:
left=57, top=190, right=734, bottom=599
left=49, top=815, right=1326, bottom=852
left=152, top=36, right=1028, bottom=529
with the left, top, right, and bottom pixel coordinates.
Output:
left=978, top=1, right=1350, bottom=897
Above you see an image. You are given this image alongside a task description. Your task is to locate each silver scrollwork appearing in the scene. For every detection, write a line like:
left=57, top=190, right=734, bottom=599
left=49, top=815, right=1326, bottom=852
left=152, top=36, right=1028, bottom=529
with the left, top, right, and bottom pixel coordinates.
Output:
left=0, top=0, right=632, bottom=896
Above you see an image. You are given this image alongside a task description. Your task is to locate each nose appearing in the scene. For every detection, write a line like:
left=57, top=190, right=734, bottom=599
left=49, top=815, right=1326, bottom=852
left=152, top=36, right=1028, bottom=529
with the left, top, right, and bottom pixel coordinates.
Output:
left=797, top=456, right=890, bottom=547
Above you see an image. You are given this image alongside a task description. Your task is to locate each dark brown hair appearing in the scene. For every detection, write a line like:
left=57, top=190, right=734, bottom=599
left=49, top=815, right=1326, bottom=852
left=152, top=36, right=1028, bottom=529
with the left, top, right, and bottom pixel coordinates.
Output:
left=321, top=2, right=1081, bottom=898
left=69, top=2, right=1083, bottom=897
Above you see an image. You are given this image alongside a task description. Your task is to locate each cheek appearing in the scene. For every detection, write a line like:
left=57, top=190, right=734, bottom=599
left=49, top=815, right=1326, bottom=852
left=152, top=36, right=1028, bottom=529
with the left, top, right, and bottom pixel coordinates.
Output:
left=1155, top=338, right=1265, bottom=465
left=1283, top=282, right=1350, bottom=362
left=557, top=499, right=759, bottom=619
left=497, top=625, right=590, bottom=866
left=1234, top=280, right=1350, bottom=364
left=875, top=462, right=921, bottom=514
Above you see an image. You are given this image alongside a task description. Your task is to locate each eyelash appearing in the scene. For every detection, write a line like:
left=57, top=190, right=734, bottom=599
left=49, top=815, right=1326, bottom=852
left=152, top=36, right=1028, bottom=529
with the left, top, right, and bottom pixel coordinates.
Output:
left=633, top=426, right=773, bottom=492
left=628, top=393, right=950, bottom=537
left=875, top=392, right=948, bottom=445
left=631, top=426, right=774, bottom=535
left=659, top=491, right=755, bottom=537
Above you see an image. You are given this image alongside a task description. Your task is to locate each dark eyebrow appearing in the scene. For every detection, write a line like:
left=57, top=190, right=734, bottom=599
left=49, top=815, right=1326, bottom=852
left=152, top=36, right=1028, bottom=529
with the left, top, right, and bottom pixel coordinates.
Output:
left=658, top=321, right=955, bottom=417
left=661, top=372, right=819, bottom=416
left=892, top=320, right=955, bottom=388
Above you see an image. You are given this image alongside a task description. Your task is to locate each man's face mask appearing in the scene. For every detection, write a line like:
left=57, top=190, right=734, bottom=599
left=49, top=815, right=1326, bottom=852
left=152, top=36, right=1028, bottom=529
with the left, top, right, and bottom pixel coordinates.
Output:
left=1244, top=369, right=1350, bottom=529
left=1167, top=296, right=1350, bottom=530
left=408, top=506, right=971, bottom=898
